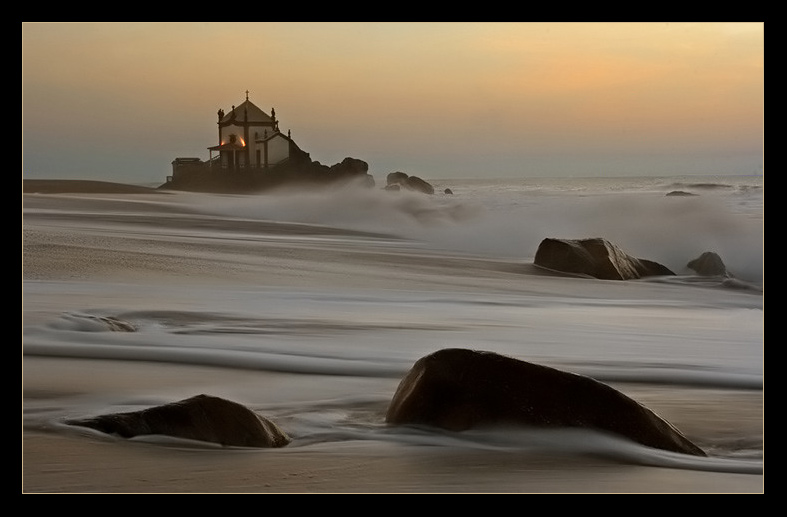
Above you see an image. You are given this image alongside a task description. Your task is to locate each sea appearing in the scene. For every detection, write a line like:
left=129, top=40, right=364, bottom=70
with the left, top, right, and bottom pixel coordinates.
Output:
left=22, top=174, right=764, bottom=490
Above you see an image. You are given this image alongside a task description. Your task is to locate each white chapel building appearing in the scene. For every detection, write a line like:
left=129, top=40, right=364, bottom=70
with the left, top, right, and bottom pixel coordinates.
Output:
left=169, top=92, right=306, bottom=184
left=208, top=91, right=300, bottom=170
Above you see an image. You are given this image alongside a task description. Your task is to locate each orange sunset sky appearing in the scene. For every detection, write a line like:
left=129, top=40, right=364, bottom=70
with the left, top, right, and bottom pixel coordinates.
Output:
left=22, top=22, right=764, bottom=184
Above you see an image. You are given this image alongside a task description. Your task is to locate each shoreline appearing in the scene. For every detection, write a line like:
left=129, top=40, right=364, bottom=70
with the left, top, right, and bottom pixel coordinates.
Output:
left=23, top=179, right=161, bottom=195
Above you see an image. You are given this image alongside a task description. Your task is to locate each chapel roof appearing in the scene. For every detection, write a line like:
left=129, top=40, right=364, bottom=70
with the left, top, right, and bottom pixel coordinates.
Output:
left=220, top=99, right=274, bottom=124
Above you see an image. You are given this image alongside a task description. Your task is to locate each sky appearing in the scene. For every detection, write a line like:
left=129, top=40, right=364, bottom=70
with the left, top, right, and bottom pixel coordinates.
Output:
left=22, top=22, right=764, bottom=184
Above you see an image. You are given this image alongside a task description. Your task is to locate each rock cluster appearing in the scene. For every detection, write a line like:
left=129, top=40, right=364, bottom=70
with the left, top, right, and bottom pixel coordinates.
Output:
left=384, top=172, right=435, bottom=194
left=67, top=350, right=705, bottom=456
left=533, top=237, right=751, bottom=287
left=160, top=155, right=374, bottom=194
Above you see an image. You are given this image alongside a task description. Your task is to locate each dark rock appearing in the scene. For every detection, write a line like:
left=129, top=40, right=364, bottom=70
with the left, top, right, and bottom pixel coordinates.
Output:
left=67, top=394, right=291, bottom=448
left=386, top=348, right=706, bottom=456
left=160, top=154, right=374, bottom=194
left=444, top=188, right=453, bottom=195
left=687, top=251, right=731, bottom=277
left=333, top=156, right=368, bottom=174
left=404, top=175, right=435, bottom=195
left=666, top=190, right=698, bottom=197
left=328, top=157, right=372, bottom=184
left=533, top=237, right=675, bottom=280
left=385, top=171, right=435, bottom=195
left=386, top=171, right=409, bottom=185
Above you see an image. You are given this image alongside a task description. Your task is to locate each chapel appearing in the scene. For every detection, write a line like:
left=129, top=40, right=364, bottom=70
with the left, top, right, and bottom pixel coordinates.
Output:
left=208, top=91, right=301, bottom=170
left=169, top=92, right=306, bottom=182
left=163, top=92, right=370, bottom=192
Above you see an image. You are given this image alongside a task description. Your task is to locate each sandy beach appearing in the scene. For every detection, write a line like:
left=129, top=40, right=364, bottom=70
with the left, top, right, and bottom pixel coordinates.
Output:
left=22, top=179, right=764, bottom=493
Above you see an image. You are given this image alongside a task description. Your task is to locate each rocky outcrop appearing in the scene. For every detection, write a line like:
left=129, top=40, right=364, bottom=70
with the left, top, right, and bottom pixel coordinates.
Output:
left=533, top=237, right=675, bottom=280
left=687, top=251, right=732, bottom=277
left=385, top=172, right=435, bottom=195
left=326, top=157, right=374, bottom=186
left=386, top=171, right=409, bottom=186
left=160, top=155, right=374, bottom=194
left=386, top=348, right=706, bottom=456
left=67, top=394, right=291, bottom=448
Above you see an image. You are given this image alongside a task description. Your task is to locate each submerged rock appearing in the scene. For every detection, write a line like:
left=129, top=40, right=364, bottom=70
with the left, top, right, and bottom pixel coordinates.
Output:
left=533, top=237, right=675, bottom=280
left=386, top=348, right=706, bottom=456
left=67, top=394, right=291, bottom=448
left=666, top=190, right=698, bottom=197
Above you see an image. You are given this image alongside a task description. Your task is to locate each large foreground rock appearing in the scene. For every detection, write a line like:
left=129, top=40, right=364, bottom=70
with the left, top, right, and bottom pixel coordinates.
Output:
left=67, top=394, right=290, bottom=448
left=386, top=348, right=705, bottom=456
left=534, top=237, right=675, bottom=280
